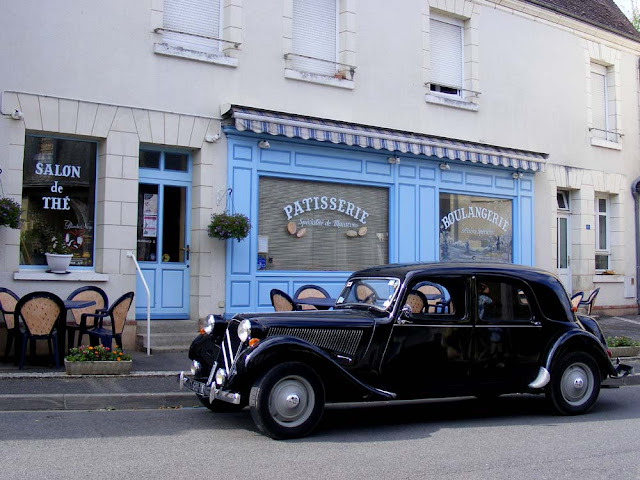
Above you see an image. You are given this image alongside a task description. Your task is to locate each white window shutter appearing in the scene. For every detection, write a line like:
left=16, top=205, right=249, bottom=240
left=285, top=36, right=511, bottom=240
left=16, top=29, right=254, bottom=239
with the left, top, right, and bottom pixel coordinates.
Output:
left=292, top=0, right=337, bottom=76
left=430, top=18, right=463, bottom=90
left=163, top=0, right=221, bottom=54
left=591, top=64, right=607, bottom=139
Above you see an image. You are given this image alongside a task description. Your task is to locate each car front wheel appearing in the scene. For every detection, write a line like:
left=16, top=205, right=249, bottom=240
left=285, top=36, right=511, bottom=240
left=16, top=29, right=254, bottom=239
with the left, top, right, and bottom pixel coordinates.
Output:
left=249, top=362, right=325, bottom=440
left=546, top=352, right=601, bottom=415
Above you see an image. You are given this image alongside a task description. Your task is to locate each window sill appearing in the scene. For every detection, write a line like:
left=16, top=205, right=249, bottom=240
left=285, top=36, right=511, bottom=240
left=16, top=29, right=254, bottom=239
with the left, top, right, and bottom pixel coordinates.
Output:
left=590, top=137, right=621, bottom=150
left=14, top=270, right=109, bottom=282
left=425, top=94, right=478, bottom=112
left=593, top=274, right=623, bottom=283
left=154, top=43, right=238, bottom=67
left=284, top=69, right=354, bottom=90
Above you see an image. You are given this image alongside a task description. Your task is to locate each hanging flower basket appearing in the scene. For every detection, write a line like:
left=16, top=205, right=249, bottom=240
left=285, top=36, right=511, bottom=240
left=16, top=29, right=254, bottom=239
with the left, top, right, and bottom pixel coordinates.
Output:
left=0, top=197, right=21, bottom=229
left=208, top=212, right=251, bottom=241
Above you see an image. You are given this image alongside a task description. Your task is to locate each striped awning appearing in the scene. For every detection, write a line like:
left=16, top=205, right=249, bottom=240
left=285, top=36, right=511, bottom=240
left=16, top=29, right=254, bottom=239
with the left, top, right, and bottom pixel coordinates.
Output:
left=226, top=106, right=547, bottom=172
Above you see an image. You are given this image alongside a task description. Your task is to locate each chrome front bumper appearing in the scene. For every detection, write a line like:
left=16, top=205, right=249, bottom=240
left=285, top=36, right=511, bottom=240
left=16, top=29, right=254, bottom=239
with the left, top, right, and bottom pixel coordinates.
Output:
left=178, top=371, right=242, bottom=405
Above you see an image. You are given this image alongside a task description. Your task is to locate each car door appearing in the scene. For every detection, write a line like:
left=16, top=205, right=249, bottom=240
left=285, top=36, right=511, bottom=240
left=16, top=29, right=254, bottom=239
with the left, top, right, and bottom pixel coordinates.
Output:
left=469, top=275, right=545, bottom=389
left=379, top=275, right=473, bottom=398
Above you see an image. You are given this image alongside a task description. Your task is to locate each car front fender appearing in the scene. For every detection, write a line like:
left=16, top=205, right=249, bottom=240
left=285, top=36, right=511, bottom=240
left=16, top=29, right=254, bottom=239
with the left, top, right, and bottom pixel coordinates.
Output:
left=239, top=336, right=396, bottom=401
left=543, top=330, right=617, bottom=378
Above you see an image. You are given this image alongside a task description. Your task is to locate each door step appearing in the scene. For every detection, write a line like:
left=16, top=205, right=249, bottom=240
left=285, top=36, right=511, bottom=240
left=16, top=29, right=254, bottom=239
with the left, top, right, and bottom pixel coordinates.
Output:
left=135, top=320, right=199, bottom=352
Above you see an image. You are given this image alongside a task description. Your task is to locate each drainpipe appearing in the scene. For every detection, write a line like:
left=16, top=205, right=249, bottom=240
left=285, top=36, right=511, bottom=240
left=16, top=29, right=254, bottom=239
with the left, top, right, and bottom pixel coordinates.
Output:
left=632, top=177, right=640, bottom=314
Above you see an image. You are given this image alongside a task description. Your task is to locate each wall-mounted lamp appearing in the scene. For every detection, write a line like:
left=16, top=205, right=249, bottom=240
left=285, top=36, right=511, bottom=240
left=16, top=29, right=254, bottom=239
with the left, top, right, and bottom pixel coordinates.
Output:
left=439, top=163, right=450, bottom=171
left=258, top=140, right=270, bottom=149
left=512, top=171, right=524, bottom=179
left=388, top=156, right=400, bottom=164
left=204, top=133, right=220, bottom=143
left=10, top=109, right=23, bottom=120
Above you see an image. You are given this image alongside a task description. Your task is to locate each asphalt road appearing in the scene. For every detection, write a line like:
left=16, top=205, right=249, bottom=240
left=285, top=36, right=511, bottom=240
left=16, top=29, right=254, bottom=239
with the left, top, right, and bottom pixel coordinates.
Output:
left=1, top=387, right=638, bottom=480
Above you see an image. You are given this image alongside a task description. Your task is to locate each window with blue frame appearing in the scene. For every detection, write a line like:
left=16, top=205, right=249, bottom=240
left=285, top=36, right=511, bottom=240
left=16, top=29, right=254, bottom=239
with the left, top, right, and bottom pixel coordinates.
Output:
left=20, top=136, right=97, bottom=267
left=258, top=177, right=389, bottom=271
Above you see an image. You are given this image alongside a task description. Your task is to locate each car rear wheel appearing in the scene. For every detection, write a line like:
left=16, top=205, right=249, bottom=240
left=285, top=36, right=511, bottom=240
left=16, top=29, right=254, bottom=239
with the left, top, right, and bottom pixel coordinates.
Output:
left=249, top=362, right=325, bottom=440
left=196, top=393, right=245, bottom=412
left=546, top=352, right=600, bottom=415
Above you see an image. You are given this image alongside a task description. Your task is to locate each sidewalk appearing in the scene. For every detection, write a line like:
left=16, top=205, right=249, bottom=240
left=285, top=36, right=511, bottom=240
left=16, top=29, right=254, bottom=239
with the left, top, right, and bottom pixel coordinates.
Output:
left=0, top=315, right=638, bottom=412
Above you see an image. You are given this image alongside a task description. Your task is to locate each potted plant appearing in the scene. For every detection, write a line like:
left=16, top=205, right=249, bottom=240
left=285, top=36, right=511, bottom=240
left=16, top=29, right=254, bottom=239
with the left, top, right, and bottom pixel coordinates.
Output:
left=45, top=233, right=73, bottom=273
left=64, top=345, right=132, bottom=375
left=208, top=212, right=251, bottom=241
left=607, top=335, right=640, bottom=358
left=0, top=197, right=21, bottom=229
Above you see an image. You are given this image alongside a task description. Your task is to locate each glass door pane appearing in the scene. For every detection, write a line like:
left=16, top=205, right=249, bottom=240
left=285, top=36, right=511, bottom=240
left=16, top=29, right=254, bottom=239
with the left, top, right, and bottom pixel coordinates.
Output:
left=162, top=186, right=186, bottom=263
left=137, top=184, right=159, bottom=262
left=557, top=217, right=568, bottom=269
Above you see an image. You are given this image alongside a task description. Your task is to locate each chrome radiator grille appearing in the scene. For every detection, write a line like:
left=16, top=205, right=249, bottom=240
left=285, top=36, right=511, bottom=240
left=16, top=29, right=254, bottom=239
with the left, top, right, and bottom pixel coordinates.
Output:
left=268, top=327, right=363, bottom=356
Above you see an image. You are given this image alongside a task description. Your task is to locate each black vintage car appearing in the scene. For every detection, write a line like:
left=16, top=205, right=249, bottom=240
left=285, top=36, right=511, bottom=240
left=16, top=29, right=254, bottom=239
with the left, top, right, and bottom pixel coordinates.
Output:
left=179, top=263, right=628, bottom=439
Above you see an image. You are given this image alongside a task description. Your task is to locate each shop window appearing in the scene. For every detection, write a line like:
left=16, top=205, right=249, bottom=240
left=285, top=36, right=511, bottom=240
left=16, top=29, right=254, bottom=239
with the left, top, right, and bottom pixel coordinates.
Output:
left=258, top=177, right=388, bottom=271
left=162, top=0, right=223, bottom=55
left=439, top=193, right=513, bottom=263
left=20, top=136, right=97, bottom=268
left=595, top=196, right=609, bottom=271
left=429, top=14, right=464, bottom=98
left=290, top=0, right=338, bottom=76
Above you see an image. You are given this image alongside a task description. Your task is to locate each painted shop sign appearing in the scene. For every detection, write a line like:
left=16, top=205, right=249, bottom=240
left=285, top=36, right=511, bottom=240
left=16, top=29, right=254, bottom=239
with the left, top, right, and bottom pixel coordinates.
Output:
left=283, top=196, right=369, bottom=224
left=35, top=161, right=83, bottom=211
left=440, top=206, right=510, bottom=232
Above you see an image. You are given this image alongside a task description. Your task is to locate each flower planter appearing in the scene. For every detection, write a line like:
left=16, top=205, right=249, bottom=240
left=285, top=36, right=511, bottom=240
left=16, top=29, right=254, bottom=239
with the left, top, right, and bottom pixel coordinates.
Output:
left=609, top=346, right=640, bottom=358
left=45, top=253, right=73, bottom=273
left=64, top=359, right=132, bottom=375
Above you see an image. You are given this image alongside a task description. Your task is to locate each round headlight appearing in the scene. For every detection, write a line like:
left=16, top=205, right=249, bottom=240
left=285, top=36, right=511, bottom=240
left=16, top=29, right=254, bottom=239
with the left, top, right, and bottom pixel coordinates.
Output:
left=204, top=314, right=216, bottom=334
left=215, top=368, right=227, bottom=386
left=237, top=319, right=252, bottom=343
left=190, top=360, right=201, bottom=375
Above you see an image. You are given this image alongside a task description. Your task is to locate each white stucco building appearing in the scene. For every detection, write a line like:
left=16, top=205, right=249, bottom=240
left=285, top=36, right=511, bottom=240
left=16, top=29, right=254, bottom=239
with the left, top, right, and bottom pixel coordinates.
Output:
left=1, top=0, right=639, bottom=349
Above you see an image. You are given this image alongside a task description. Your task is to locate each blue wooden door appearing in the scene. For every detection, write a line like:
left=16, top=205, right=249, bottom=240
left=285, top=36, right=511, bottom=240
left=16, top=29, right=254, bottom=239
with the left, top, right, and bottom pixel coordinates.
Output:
left=135, top=150, right=191, bottom=319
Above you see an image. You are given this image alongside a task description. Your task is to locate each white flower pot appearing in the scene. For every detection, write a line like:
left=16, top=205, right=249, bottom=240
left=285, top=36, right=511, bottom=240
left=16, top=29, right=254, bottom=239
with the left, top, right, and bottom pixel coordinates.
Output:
left=45, top=253, right=73, bottom=273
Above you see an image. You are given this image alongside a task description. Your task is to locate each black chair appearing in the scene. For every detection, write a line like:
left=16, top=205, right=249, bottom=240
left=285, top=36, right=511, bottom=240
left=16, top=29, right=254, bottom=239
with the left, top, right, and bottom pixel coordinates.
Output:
left=578, top=288, right=600, bottom=316
left=66, top=286, right=109, bottom=348
left=294, top=285, right=331, bottom=310
left=15, top=291, right=66, bottom=369
left=85, top=291, right=134, bottom=349
left=270, top=289, right=298, bottom=311
left=0, top=287, right=20, bottom=362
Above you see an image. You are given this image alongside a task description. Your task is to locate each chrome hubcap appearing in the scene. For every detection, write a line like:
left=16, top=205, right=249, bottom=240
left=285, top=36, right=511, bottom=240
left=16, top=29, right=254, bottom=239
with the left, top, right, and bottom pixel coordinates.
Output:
left=560, top=362, right=594, bottom=406
left=269, top=375, right=315, bottom=428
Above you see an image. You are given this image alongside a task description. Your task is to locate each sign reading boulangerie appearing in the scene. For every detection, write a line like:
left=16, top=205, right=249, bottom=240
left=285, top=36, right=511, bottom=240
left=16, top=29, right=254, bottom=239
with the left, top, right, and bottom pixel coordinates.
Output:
left=439, top=193, right=513, bottom=263
left=259, top=178, right=389, bottom=271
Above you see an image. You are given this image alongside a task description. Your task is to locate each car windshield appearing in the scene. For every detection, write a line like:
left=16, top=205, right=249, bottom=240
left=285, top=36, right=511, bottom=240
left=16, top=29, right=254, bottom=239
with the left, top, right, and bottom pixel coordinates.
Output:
left=335, top=277, right=401, bottom=311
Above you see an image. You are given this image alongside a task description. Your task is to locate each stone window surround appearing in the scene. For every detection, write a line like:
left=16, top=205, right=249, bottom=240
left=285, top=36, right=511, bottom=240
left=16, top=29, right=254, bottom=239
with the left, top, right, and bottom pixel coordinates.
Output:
left=151, top=0, right=243, bottom=67
left=283, top=0, right=356, bottom=89
left=584, top=40, right=622, bottom=150
left=548, top=164, right=625, bottom=293
left=424, top=0, right=480, bottom=111
left=1, top=91, right=219, bottom=288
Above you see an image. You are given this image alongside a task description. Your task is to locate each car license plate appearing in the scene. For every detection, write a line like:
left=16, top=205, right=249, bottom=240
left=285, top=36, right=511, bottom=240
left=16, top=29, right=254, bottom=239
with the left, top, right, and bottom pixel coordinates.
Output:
left=183, top=376, right=208, bottom=396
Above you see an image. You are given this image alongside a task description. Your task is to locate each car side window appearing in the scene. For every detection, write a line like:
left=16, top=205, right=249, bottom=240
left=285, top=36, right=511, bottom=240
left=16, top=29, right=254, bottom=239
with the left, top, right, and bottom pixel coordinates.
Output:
left=404, top=277, right=466, bottom=320
left=476, top=277, right=533, bottom=323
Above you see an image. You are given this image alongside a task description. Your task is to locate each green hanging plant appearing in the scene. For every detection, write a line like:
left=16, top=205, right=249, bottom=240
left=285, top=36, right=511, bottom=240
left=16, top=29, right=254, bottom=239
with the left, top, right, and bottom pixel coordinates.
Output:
left=208, top=212, right=251, bottom=241
left=0, top=197, right=22, bottom=229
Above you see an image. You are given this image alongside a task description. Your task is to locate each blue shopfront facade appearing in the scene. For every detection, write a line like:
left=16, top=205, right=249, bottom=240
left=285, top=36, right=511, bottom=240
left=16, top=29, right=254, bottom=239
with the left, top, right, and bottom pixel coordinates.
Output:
left=223, top=107, right=546, bottom=315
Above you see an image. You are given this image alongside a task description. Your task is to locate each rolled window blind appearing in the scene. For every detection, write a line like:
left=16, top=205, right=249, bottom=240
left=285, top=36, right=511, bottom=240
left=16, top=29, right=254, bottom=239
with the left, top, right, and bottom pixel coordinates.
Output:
left=292, top=0, right=337, bottom=76
left=163, top=0, right=221, bottom=54
left=430, top=18, right=463, bottom=90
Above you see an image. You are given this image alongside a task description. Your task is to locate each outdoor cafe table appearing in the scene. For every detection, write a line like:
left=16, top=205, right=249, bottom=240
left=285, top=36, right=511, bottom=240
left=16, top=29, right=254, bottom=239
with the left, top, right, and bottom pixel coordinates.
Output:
left=295, top=297, right=336, bottom=310
left=58, top=299, right=96, bottom=363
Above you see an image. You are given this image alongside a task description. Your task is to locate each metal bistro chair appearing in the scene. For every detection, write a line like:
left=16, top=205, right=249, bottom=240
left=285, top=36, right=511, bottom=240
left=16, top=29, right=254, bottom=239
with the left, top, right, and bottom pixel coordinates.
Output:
left=66, top=286, right=109, bottom=348
left=85, top=291, right=134, bottom=350
left=0, top=287, right=20, bottom=362
left=579, top=288, right=600, bottom=316
left=270, top=289, right=298, bottom=311
left=294, top=285, right=331, bottom=311
left=15, top=291, right=66, bottom=370
left=570, top=291, right=584, bottom=312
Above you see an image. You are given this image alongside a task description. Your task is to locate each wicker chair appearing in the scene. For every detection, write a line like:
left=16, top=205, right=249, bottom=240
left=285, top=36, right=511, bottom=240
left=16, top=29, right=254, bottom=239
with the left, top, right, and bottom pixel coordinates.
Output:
left=578, top=288, right=600, bottom=316
left=270, top=289, right=297, bottom=311
left=85, top=291, right=134, bottom=349
left=294, top=285, right=330, bottom=311
left=355, top=283, right=377, bottom=304
left=404, top=291, right=427, bottom=314
left=15, top=291, right=66, bottom=369
left=0, top=287, right=20, bottom=362
left=570, top=291, right=584, bottom=311
left=66, top=286, right=109, bottom=348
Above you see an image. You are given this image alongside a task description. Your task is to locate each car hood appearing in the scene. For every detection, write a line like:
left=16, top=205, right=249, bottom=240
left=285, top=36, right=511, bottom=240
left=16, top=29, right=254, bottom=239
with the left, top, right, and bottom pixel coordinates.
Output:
left=235, top=308, right=378, bottom=329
